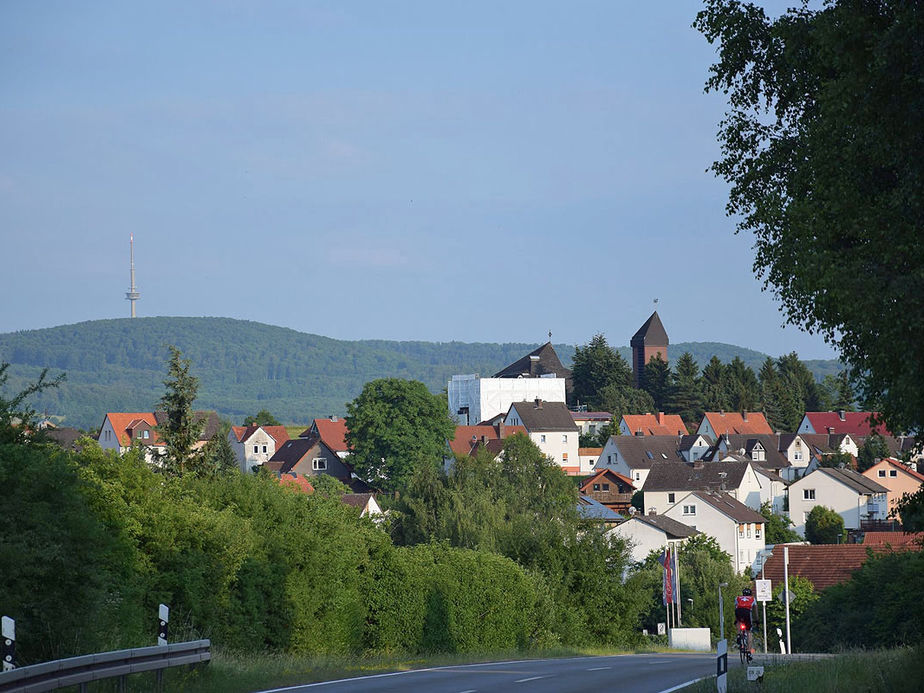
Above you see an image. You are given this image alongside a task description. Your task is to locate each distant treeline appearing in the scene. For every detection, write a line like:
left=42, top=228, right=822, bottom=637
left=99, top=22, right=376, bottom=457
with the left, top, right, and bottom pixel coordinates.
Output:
left=0, top=317, right=841, bottom=429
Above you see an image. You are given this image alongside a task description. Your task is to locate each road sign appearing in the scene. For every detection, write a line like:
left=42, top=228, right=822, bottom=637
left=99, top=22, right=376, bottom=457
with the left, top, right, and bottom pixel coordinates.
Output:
left=777, top=588, right=795, bottom=604
left=716, top=639, right=727, bottom=693
left=657, top=622, right=666, bottom=635
left=747, top=666, right=765, bottom=682
left=755, top=579, right=772, bottom=602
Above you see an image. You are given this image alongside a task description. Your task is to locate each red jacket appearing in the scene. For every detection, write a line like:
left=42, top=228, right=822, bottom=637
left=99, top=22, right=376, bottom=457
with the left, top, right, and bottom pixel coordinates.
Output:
left=735, top=595, right=756, bottom=610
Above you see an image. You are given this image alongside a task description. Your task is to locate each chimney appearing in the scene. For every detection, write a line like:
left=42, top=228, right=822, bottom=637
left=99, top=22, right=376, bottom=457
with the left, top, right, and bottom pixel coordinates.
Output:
left=529, top=354, right=540, bottom=376
left=482, top=435, right=489, bottom=444
left=657, top=412, right=664, bottom=424
left=636, top=429, right=643, bottom=436
left=534, top=398, right=543, bottom=409
left=827, top=426, right=835, bottom=434
left=720, top=410, right=725, bottom=416
left=497, top=420, right=506, bottom=439
left=693, top=459, right=704, bottom=469
left=838, top=410, right=846, bottom=421
left=648, top=508, right=657, bottom=516
left=330, top=415, right=338, bottom=422
left=742, top=411, right=748, bottom=422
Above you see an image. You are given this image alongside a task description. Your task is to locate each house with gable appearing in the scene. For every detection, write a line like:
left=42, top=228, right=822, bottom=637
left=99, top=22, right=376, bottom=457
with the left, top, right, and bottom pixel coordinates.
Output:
left=788, top=467, right=889, bottom=537
left=266, top=433, right=370, bottom=492
left=97, top=410, right=219, bottom=463
left=298, top=415, right=351, bottom=458
left=641, top=460, right=769, bottom=515
left=619, top=412, right=689, bottom=437
left=697, top=411, right=773, bottom=438
left=446, top=421, right=526, bottom=459
left=662, top=491, right=766, bottom=574
left=703, top=433, right=798, bottom=481
left=571, top=411, right=613, bottom=437
left=579, top=469, right=635, bottom=514
left=862, top=458, right=924, bottom=523
left=228, top=424, right=290, bottom=473
left=447, top=342, right=571, bottom=426
left=798, top=410, right=893, bottom=438
left=504, top=399, right=580, bottom=472
left=678, top=434, right=713, bottom=463
left=607, top=513, right=699, bottom=565
left=594, top=435, right=685, bottom=487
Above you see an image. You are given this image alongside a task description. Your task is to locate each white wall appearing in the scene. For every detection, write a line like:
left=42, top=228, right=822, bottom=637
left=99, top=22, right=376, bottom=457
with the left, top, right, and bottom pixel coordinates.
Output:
left=448, top=375, right=566, bottom=425
left=98, top=418, right=122, bottom=454
left=607, top=518, right=689, bottom=565
left=788, top=471, right=884, bottom=535
left=593, top=437, right=652, bottom=487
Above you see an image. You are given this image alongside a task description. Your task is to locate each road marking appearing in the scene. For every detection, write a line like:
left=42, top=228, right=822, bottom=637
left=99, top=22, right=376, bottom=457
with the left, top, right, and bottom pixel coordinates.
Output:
left=587, top=666, right=611, bottom=670
left=458, top=690, right=477, bottom=693
left=515, top=676, right=546, bottom=683
left=657, top=676, right=712, bottom=693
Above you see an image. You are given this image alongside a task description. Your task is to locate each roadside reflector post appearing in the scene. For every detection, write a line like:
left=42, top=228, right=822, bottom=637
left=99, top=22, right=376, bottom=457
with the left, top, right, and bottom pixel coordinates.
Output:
left=716, top=638, right=728, bottom=693
left=157, top=604, right=169, bottom=646
left=2, top=616, right=14, bottom=671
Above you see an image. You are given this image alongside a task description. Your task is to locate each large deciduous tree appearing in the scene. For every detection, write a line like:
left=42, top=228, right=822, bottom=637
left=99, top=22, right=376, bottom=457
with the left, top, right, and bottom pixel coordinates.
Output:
left=345, top=378, right=456, bottom=492
left=805, top=505, right=846, bottom=545
left=694, top=0, right=924, bottom=436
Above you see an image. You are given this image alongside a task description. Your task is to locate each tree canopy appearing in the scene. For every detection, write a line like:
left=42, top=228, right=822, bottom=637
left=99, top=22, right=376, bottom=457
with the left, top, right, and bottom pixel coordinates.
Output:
left=695, top=0, right=924, bottom=436
left=345, top=378, right=456, bottom=493
left=805, top=505, right=846, bottom=545
left=244, top=409, right=282, bottom=427
left=570, top=334, right=632, bottom=410
left=156, top=345, right=204, bottom=475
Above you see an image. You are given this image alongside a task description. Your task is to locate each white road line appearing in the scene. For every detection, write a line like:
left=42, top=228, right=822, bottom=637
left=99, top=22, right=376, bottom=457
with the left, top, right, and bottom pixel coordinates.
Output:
left=458, top=690, right=477, bottom=693
left=515, top=676, right=546, bottom=683
left=657, top=675, right=712, bottom=693
left=587, top=666, right=611, bottom=670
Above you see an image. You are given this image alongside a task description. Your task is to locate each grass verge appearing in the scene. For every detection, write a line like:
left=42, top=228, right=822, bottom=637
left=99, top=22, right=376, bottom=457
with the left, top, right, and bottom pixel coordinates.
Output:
left=682, top=646, right=923, bottom=693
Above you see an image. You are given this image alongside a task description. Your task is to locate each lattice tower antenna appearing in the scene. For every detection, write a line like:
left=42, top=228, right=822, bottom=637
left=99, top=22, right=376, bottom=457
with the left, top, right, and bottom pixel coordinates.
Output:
left=126, top=234, right=140, bottom=317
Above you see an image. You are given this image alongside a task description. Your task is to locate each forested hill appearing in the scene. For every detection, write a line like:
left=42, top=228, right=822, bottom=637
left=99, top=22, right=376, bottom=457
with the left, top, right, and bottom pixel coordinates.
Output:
left=0, top=317, right=841, bottom=429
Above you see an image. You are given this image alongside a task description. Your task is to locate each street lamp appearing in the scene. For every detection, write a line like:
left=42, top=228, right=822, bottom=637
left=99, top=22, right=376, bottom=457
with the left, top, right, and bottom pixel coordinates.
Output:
left=718, top=582, right=729, bottom=641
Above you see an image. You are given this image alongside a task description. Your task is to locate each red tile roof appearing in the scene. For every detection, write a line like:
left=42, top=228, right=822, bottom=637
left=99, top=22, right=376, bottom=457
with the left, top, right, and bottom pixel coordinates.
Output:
left=105, top=412, right=161, bottom=447
left=449, top=424, right=528, bottom=456
left=862, top=532, right=924, bottom=547
left=622, top=413, right=688, bottom=436
left=802, top=411, right=891, bottom=437
left=579, top=468, right=635, bottom=492
left=702, top=412, right=772, bottom=436
left=275, top=473, right=315, bottom=494
left=579, top=447, right=603, bottom=456
left=262, top=426, right=290, bottom=445
left=312, top=418, right=349, bottom=453
left=231, top=425, right=290, bottom=445
left=761, top=543, right=922, bottom=591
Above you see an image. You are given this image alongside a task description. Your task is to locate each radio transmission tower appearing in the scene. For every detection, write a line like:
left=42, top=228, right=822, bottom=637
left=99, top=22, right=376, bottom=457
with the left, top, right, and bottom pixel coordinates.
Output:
left=126, top=234, right=140, bottom=317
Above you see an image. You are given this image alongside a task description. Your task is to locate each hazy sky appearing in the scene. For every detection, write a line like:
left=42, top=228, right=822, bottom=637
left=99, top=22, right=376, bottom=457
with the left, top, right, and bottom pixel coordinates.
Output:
left=0, top=1, right=838, bottom=359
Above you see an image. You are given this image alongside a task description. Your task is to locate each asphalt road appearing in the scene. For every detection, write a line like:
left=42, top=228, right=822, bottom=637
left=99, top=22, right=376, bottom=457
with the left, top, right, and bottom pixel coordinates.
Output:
left=257, top=653, right=717, bottom=693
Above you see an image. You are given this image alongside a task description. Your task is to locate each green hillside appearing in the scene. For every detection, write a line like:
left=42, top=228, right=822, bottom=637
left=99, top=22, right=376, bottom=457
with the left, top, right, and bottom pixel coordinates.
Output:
left=0, top=317, right=841, bottom=429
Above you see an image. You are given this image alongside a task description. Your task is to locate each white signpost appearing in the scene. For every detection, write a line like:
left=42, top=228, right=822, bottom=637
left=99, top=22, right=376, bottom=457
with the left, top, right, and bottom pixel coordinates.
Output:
left=1, top=616, right=14, bottom=672
left=657, top=622, right=666, bottom=636
left=716, top=639, right=728, bottom=693
left=157, top=604, right=169, bottom=646
left=755, top=579, right=772, bottom=602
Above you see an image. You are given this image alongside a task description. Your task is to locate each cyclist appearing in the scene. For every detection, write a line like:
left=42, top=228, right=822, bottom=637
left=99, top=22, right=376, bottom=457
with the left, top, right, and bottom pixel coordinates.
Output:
left=734, top=587, right=756, bottom=661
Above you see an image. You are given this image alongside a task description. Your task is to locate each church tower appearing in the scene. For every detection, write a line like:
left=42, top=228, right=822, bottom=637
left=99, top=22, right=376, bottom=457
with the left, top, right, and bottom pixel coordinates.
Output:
left=630, top=311, right=668, bottom=387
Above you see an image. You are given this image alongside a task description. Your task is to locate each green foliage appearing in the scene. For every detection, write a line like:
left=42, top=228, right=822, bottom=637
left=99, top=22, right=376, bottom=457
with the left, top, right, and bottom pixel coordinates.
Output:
left=666, top=352, right=703, bottom=426
left=858, top=432, right=891, bottom=473
left=794, top=550, right=924, bottom=650
left=243, top=409, right=281, bottom=426
left=701, top=356, right=729, bottom=412
left=199, top=427, right=238, bottom=476
left=805, top=506, right=846, bottom=545
left=723, top=357, right=760, bottom=413
left=765, top=575, right=817, bottom=639
left=0, top=362, right=65, bottom=446
left=571, top=334, right=632, bottom=410
left=759, top=502, right=801, bottom=544
left=157, top=346, right=205, bottom=475
left=818, top=371, right=856, bottom=413
left=597, top=384, right=654, bottom=424
left=641, top=354, right=671, bottom=411
left=345, top=378, right=456, bottom=493
left=817, top=450, right=854, bottom=470
left=695, top=0, right=924, bottom=437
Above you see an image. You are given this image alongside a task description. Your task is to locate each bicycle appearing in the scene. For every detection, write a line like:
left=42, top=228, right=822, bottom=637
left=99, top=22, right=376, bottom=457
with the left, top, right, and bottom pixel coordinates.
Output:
left=735, top=621, right=753, bottom=664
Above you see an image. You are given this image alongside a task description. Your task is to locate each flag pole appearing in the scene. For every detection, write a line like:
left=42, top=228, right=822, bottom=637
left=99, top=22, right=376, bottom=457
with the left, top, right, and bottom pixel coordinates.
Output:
left=674, top=545, right=682, bottom=625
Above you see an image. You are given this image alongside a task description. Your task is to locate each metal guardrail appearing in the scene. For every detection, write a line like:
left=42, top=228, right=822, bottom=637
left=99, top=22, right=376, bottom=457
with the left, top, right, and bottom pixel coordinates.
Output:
left=0, top=639, right=210, bottom=692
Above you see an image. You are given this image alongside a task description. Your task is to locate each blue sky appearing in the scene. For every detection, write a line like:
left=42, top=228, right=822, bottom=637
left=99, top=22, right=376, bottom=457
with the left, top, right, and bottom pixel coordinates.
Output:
left=0, top=1, right=838, bottom=359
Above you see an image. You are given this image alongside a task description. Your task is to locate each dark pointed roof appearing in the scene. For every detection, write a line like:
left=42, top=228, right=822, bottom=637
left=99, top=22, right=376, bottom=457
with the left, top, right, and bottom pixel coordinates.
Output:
left=493, top=342, right=571, bottom=379
left=630, top=311, right=669, bottom=347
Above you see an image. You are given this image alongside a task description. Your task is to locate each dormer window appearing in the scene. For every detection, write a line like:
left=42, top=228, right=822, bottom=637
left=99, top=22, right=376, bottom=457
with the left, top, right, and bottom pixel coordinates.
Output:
left=143, top=430, right=149, bottom=439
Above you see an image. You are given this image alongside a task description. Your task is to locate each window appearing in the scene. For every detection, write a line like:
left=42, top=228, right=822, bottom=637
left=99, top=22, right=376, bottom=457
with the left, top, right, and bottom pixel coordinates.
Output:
left=602, top=483, right=610, bottom=491
left=803, top=488, right=816, bottom=500
left=890, top=470, right=897, bottom=477
left=589, top=424, right=596, bottom=434
left=262, top=445, right=267, bottom=454
left=794, top=451, right=803, bottom=461
left=645, top=451, right=654, bottom=459
left=562, top=452, right=569, bottom=461
left=747, top=524, right=752, bottom=538
left=803, top=512, right=810, bottom=524
left=143, top=430, right=149, bottom=439
left=312, top=458, right=327, bottom=471
left=755, top=526, right=762, bottom=539
left=878, top=470, right=886, bottom=477
left=540, top=434, right=546, bottom=443
left=137, top=430, right=143, bottom=438
left=607, top=454, right=612, bottom=464
left=562, top=434, right=568, bottom=443
left=593, top=483, right=601, bottom=491
left=668, top=493, right=676, bottom=504
left=739, top=524, right=745, bottom=537
left=683, top=504, right=696, bottom=516
left=253, top=445, right=259, bottom=454
left=635, top=472, right=641, bottom=481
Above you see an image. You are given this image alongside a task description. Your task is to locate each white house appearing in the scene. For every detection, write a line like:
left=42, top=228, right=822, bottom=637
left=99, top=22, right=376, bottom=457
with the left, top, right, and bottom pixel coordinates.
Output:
left=607, top=513, right=699, bottom=565
left=97, top=411, right=219, bottom=464
left=504, top=399, right=580, bottom=472
left=641, top=460, right=767, bottom=515
left=662, top=491, right=766, bottom=574
left=229, top=425, right=290, bottom=473
left=788, top=467, right=889, bottom=537
left=448, top=342, right=570, bottom=425
left=594, top=435, right=684, bottom=487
